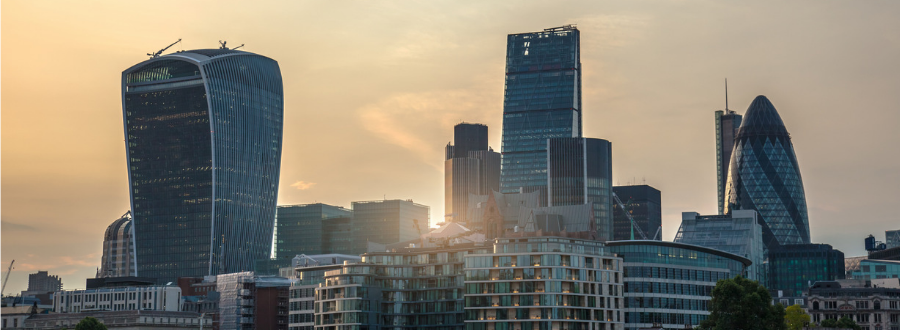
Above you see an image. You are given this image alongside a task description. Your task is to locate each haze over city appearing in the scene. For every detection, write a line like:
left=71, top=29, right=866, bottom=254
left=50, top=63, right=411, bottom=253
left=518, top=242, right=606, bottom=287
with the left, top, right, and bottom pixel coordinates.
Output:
left=2, top=0, right=899, bottom=295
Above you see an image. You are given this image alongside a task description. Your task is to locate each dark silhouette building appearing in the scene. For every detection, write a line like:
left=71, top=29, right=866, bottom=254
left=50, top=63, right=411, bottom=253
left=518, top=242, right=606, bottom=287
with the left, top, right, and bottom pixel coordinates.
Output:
left=725, top=95, right=810, bottom=249
left=274, top=203, right=353, bottom=259
left=547, top=137, right=613, bottom=240
left=444, top=123, right=500, bottom=225
left=715, top=109, right=741, bottom=215
left=612, top=185, right=662, bottom=241
left=500, top=25, right=581, bottom=204
left=122, top=47, right=284, bottom=283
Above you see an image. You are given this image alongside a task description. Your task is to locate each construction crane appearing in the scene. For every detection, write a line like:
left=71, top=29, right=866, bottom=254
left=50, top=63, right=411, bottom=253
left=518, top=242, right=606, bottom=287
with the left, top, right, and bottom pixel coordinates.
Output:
left=147, top=39, right=182, bottom=58
left=218, top=41, right=244, bottom=50
left=1, top=260, right=14, bottom=296
left=613, top=193, right=647, bottom=240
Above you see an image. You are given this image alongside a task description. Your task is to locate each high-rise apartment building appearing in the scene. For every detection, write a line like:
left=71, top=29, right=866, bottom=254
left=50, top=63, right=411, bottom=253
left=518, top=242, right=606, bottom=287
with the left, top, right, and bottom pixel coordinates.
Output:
left=500, top=25, right=581, bottom=204
left=122, top=47, right=284, bottom=283
left=725, top=95, right=810, bottom=250
left=445, top=123, right=500, bottom=225
left=274, top=203, right=353, bottom=259
left=547, top=137, right=613, bottom=241
left=675, top=210, right=766, bottom=282
left=97, top=211, right=136, bottom=278
left=611, top=185, right=661, bottom=241
left=715, top=109, right=741, bottom=215
left=351, top=199, right=430, bottom=253
left=27, top=271, right=62, bottom=292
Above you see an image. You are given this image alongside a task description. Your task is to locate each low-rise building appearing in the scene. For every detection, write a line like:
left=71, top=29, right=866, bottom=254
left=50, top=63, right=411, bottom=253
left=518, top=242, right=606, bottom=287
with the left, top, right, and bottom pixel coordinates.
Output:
left=53, top=286, right=181, bottom=313
left=2, top=305, right=45, bottom=329
left=806, top=279, right=900, bottom=330
left=769, top=243, right=845, bottom=296
left=852, top=260, right=900, bottom=281
left=22, top=310, right=211, bottom=330
left=289, top=255, right=360, bottom=330
left=215, top=272, right=291, bottom=330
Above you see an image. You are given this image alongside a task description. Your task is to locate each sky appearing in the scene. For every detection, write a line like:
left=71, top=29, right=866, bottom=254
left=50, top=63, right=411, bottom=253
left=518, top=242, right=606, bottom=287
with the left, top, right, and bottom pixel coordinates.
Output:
left=2, top=0, right=899, bottom=292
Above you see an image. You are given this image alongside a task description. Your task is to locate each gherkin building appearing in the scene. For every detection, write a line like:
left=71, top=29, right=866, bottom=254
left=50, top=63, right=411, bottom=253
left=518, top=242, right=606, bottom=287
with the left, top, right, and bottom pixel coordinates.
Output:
left=725, top=95, right=810, bottom=249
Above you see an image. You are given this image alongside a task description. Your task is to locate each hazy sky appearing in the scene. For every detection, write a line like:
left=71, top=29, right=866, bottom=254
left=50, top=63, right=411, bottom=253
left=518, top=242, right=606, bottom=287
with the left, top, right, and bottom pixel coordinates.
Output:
left=3, top=1, right=899, bottom=292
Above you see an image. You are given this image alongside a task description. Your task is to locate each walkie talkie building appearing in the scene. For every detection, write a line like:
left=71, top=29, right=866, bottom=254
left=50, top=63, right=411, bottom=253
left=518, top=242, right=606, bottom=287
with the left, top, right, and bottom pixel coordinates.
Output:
left=122, top=48, right=284, bottom=283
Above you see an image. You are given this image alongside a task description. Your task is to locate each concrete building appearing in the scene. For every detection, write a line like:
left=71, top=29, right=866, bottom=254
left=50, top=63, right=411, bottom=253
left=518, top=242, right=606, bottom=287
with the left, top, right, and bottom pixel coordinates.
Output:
left=871, top=246, right=900, bottom=262
left=23, top=311, right=211, bottom=330
left=2, top=306, right=45, bottom=330
left=98, top=211, right=136, bottom=278
left=612, top=185, right=662, bottom=241
left=53, top=286, right=181, bottom=313
left=26, top=271, right=62, bottom=293
left=806, top=279, right=900, bottom=330
left=215, top=272, right=291, bottom=330
left=675, top=210, right=766, bottom=282
left=607, top=240, right=751, bottom=330
left=122, top=47, right=284, bottom=283
left=769, top=243, right=845, bottom=296
left=464, top=237, right=625, bottom=330
left=445, top=123, right=500, bottom=225
left=351, top=199, right=430, bottom=253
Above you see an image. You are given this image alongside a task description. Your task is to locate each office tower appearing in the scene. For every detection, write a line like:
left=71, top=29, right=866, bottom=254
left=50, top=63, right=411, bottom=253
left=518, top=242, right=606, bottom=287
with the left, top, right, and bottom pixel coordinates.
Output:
left=768, top=243, right=844, bottom=296
left=724, top=95, right=810, bottom=250
left=547, top=137, right=613, bottom=240
left=676, top=210, right=766, bottom=282
left=465, top=237, right=624, bottom=329
left=612, top=185, right=662, bottom=241
left=351, top=199, right=430, bottom=253
left=608, top=240, right=750, bottom=330
left=27, top=271, right=62, bottom=292
left=500, top=25, right=581, bottom=204
left=97, top=211, right=136, bottom=278
left=444, top=123, right=500, bottom=225
left=887, top=229, right=900, bottom=249
left=715, top=108, right=742, bottom=215
left=274, top=203, right=353, bottom=258
left=122, top=47, right=284, bottom=283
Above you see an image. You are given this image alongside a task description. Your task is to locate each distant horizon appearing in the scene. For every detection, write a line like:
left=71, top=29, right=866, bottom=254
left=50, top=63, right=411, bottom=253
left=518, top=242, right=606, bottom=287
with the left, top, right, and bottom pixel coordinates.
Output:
left=3, top=1, right=900, bottom=293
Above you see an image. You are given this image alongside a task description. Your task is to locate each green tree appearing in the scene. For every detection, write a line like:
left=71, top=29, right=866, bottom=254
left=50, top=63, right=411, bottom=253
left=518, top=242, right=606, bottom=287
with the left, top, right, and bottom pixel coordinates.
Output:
left=836, top=316, right=861, bottom=330
left=820, top=318, right=838, bottom=328
left=696, top=276, right=787, bottom=330
left=74, top=317, right=107, bottom=330
left=784, top=304, right=810, bottom=330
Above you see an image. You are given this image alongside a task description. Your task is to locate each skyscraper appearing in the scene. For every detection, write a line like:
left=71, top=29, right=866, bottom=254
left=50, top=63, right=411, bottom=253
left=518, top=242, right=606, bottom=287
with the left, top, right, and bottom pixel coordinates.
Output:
left=725, top=95, right=810, bottom=250
left=444, top=123, right=500, bottom=224
left=612, top=185, right=661, bottom=241
left=97, top=211, right=136, bottom=278
left=122, top=47, right=284, bottom=283
left=547, top=137, right=612, bottom=240
left=351, top=199, right=430, bottom=253
left=715, top=109, right=742, bottom=215
left=274, top=203, right=353, bottom=259
left=500, top=25, right=581, bottom=204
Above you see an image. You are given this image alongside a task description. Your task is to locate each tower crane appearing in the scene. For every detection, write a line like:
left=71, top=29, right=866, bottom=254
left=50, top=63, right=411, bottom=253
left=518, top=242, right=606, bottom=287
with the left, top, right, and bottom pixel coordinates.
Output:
left=613, top=193, right=647, bottom=240
left=147, top=39, right=182, bottom=58
left=2, top=260, right=15, bottom=296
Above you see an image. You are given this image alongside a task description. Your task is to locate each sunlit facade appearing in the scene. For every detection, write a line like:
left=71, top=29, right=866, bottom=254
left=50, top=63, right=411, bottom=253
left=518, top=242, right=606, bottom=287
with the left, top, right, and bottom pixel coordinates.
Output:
left=724, top=95, right=810, bottom=249
left=500, top=25, right=581, bottom=204
left=122, top=48, right=284, bottom=283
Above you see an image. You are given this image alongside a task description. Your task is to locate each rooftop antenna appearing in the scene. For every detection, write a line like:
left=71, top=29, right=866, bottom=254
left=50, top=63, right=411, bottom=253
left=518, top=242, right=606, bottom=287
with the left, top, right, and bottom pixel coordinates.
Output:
left=231, top=44, right=244, bottom=50
left=219, top=40, right=227, bottom=49
left=147, top=38, right=182, bottom=58
left=725, top=78, right=731, bottom=113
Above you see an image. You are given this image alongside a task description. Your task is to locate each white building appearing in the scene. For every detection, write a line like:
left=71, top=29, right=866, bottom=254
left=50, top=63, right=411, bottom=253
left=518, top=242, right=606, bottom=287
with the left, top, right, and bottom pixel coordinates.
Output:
left=53, top=286, right=181, bottom=313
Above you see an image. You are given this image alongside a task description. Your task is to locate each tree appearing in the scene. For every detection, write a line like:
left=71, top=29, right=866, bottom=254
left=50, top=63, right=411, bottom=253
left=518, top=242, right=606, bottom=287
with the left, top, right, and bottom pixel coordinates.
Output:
left=784, top=304, right=810, bottom=330
left=820, top=318, right=838, bottom=328
left=696, top=276, right=787, bottom=330
left=74, top=317, right=107, bottom=330
left=835, top=316, right=861, bottom=330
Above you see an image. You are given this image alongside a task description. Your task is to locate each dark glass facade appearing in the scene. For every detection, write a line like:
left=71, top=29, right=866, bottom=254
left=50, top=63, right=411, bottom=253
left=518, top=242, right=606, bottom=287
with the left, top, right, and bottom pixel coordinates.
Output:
left=450, top=123, right=489, bottom=159
left=548, top=138, right=613, bottom=241
left=445, top=123, right=500, bottom=225
left=724, top=95, right=810, bottom=249
left=274, top=204, right=353, bottom=259
left=500, top=25, right=581, bottom=204
left=768, top=243, right=845, bottom=297
left=715, top=110, right=741, bottom=215
left=351, top=200, right=430, bottom=254
left=612, top=185, right=661, bottom=241
left=122, top=49, right=283, bottom=283
left=607, top=240, right=750, bottom=330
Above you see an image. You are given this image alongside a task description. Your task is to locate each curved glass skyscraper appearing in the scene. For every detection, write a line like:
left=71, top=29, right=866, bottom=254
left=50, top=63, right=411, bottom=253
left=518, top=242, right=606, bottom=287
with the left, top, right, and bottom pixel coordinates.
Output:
left=725, top=95, right=809, bottom=249
left=122, top=48, right=284, bottom=283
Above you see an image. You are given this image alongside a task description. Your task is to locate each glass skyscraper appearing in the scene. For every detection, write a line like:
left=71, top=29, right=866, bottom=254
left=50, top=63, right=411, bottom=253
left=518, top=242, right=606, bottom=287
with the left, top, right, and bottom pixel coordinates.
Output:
left=715, top=110, right=741, bottom=215
left=547, top=137, right=613, bottom=241
left=611, top=185, right=662, bottom=241
left=500, top=25, right=581, bottom=204
left=445, top=123, right=500, bottom=225
left=724, top=95, right=810, bottom=250
left=122, top=48, right=284, bottom=283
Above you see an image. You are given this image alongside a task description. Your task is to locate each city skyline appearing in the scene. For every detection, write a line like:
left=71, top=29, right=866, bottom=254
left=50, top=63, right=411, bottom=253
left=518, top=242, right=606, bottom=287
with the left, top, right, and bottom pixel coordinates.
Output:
left=3, top=1, right=900, bottom=292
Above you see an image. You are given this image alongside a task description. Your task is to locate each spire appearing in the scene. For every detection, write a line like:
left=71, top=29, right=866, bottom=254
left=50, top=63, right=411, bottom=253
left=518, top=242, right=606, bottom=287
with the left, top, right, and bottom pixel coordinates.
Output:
left=725, top=78, right=730, bottom=112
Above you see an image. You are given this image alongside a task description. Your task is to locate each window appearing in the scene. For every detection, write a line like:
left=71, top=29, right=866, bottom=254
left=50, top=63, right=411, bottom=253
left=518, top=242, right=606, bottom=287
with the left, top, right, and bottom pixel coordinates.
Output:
left=857, top=301, right=870, bottom=309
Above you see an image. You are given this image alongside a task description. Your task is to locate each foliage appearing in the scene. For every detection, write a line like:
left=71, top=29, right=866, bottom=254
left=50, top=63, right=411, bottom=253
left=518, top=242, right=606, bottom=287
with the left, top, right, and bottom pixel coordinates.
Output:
left=784, top=304, right=810, bottom=330
left=820, top=318, right=838, bottom=328
left=817, top=316, right=861, bottom=330
left=695, top=276, right=787, bottom=330
left=75, top=317, right=108, bottom=330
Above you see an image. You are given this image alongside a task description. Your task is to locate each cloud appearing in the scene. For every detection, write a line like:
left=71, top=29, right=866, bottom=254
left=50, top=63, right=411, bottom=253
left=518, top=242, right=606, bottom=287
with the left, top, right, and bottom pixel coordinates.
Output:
left=290, top=181, right=317, bottom=190
left=2, top=220, right=38, bottom=232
